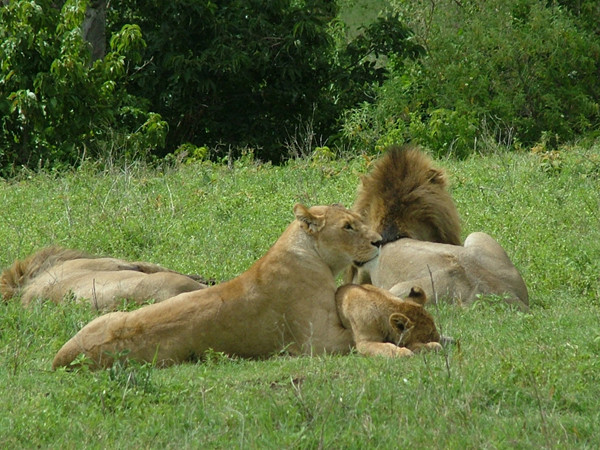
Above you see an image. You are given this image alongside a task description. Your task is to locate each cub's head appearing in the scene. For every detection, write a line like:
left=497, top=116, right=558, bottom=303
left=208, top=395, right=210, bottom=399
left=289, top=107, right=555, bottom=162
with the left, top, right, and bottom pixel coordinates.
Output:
left=387, top=287, right=441, bottom=352
left=294, top=203, right=382, bottom=277
left=336, top=284, right=443, bottom=356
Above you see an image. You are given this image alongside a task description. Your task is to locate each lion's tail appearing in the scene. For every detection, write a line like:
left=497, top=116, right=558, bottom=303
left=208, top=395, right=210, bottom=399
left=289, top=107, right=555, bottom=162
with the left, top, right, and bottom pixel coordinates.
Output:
left=1, top=246, right=91, bottom=302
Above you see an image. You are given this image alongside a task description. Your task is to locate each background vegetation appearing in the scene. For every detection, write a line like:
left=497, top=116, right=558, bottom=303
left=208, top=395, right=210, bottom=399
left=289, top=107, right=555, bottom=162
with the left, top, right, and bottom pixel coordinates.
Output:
left=343, top=0, right=600, bottom=157
left=1, top=0, right=599, bottom=174
left=1, top=144, right=600, bottom=448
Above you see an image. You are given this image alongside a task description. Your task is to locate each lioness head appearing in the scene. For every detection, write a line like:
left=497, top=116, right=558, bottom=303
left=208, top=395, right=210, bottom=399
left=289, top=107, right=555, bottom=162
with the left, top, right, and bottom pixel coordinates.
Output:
left=294, top=203, right=382, bottom=277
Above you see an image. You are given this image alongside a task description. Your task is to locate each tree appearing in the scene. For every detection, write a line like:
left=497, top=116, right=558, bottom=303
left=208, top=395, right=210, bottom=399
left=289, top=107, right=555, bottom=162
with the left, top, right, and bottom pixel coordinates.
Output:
left=0, top=0, right=166, bottom=174
left=107, top=0, right=422, bottom=160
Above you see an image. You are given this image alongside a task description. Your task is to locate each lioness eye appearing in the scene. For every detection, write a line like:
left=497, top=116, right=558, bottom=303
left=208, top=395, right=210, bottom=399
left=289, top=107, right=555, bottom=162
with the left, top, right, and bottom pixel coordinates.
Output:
left=344, top=223, right=355, bottom=231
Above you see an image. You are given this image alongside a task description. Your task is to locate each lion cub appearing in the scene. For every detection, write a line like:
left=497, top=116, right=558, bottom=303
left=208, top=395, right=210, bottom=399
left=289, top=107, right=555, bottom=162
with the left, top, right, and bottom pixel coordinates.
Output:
left=336, top=284, right=442, bottom=357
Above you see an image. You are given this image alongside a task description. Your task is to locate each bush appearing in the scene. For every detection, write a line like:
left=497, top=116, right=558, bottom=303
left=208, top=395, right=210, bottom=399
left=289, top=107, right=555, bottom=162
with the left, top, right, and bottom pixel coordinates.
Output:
left=343, top=0, right=600, bottom=156
left=106, top=0, right=423, bottom=161
left=0, top=0, right=167, bottom=175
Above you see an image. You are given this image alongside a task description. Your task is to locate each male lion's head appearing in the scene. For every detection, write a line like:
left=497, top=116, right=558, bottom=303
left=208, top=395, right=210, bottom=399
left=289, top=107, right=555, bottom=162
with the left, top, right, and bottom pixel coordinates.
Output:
left=293, top=203, right=382, bottom=277
left=353, top=144, right=461, bottom=246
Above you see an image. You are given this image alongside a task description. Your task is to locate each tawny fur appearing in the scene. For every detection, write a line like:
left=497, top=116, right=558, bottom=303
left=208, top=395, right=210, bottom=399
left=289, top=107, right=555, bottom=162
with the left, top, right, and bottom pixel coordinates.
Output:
left=336, top=284, right=442, bottom=357
left=1, top=246, right=92, bottom=301
left=1, top=246, right=207, bottom=309
left=52, top=204, right=386, bottom=370
left=372, top=233, right=530, bottom=311
left=353, top=144, right=461, bottom=246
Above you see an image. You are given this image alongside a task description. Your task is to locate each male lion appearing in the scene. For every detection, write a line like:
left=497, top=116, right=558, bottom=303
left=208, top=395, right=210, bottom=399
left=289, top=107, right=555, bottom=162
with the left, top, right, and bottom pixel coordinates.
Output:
left=348, top=144, right=529, bottom=310
left=363, top=232, right=530, bottom=311
left=353, top=144, right=462, bottom=247
left=52, top=204, right=385, bottom=369
left=1, top=246, right=207, bottom=310
left=336, top=284, right=442, bottom=357
left=347, top=144, right=461, bottom=285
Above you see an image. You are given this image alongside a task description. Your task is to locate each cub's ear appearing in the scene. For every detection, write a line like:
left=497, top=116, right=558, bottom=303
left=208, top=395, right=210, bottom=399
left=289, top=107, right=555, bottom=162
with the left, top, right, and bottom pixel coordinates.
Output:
left=407, top=286, right=428, bottom=305
left=427, top=168, right=448, bottom=187
left=294, top=203, right=324, bottom=234
left=389, top=313, right=413, bottom=334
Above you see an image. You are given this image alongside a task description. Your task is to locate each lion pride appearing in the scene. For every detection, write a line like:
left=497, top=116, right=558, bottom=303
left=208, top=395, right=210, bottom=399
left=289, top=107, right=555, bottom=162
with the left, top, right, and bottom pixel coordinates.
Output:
left=0, top=246, right=207, bottom=310
left=52, top=204, right=443, bottom=370
left=348, top=144, right=529, bottom=311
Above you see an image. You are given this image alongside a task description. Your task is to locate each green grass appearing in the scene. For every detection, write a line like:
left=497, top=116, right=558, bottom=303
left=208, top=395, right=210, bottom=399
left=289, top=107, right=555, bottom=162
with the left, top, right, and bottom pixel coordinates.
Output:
left=2, top=145, right=600, bottom=448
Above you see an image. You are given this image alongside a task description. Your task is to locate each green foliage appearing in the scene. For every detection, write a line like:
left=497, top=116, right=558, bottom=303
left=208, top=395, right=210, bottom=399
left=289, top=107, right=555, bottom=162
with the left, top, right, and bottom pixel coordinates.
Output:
left=106, top=0, right=421, bottom=161
left=554, top=0, right=600, bottom=35
left=344, top=0, right=600, bottom=157
left=0, top=0, right=167, bottom=175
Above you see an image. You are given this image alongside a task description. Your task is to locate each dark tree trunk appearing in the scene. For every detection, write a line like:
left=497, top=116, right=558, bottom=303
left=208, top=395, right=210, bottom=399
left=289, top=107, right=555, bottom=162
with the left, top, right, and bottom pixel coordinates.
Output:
left=82, top=0, right=107, bottom=61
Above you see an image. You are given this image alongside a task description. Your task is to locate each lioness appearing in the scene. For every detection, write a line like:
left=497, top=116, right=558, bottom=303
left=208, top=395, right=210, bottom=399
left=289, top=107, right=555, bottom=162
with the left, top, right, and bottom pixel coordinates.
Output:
left=53, top=204, right=387, bottom=369
left=363, top=232, right=530, bottom=311
left=336, top=284, right=442, bottom=357
left=1, top=246, right=207, bottom=310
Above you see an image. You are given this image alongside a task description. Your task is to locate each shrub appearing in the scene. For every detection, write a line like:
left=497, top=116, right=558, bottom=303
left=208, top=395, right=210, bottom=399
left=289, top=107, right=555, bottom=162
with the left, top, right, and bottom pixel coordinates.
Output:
left=106, top=0, right=424, bottom=161
left=0, top=0, right=167, bottom=175
left=343, top=0, right=600, bottom=156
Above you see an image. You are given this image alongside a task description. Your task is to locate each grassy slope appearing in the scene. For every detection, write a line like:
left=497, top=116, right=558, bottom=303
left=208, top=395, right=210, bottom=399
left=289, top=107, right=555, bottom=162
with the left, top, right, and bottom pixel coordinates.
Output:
left=1, top=147, right=600, bottom=449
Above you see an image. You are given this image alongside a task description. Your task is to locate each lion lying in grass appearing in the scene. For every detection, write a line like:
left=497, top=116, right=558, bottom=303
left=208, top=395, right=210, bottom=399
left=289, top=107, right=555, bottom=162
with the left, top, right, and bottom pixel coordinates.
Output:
left=361, top=233, right=529, bottom=311
left=348, top=144, right=529, bottom=310
left=336, top=284, right=442, bottom=357
left=52, top=204, right=442, bottom=370
left=1, top=246, right=207, bottom=310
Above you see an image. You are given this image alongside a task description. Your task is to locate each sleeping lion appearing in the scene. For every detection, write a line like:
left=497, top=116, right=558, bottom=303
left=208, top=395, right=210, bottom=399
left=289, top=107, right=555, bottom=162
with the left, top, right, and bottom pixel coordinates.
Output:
left=348, top=144, right=529, bottom=311
left=1, top=246, right=207, bottom=310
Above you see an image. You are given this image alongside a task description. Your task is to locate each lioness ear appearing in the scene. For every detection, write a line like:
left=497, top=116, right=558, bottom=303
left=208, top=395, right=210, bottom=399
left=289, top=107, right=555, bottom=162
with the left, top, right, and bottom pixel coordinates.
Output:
left=408, top=286, right=428, bottom=305
left=427, top=168, right=447, bottom=187
left=293, top=203, right=324, bottom=234
left=389, top=313, right=413, bottom=334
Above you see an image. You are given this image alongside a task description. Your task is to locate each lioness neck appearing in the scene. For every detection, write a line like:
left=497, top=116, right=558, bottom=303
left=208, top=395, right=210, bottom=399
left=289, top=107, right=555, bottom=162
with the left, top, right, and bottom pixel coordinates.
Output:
left=261, top=222, right=338, bottom=276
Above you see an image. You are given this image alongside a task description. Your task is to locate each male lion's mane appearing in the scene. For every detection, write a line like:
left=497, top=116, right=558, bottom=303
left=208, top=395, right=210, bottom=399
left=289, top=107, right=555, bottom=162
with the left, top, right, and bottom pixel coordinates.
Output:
left=353, top=144, right=461, bottom=246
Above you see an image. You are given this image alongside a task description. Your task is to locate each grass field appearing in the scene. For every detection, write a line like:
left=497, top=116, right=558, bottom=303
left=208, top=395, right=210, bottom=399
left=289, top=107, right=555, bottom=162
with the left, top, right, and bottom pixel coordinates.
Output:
left=1, top=145, right=600, bottom=448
